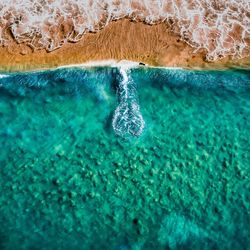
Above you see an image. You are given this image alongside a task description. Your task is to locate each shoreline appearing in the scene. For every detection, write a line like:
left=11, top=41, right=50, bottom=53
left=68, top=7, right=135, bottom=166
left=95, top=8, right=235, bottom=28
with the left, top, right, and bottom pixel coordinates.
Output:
left=0, top=60, right=182, bottom=75
left=1, top=59, right=250, bottom=76
left=0, top=19, right=249, bottom=73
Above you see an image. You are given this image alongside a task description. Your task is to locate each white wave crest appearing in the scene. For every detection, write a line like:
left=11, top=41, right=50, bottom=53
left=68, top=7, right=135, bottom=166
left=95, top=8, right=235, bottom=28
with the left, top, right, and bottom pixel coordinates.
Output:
left=0, top=0, right=249, bottom=60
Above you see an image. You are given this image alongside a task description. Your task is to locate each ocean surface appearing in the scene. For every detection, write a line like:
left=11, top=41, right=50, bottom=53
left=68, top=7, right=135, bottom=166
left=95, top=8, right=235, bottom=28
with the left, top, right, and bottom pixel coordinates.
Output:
left=0, top=66, right=249, bottom=250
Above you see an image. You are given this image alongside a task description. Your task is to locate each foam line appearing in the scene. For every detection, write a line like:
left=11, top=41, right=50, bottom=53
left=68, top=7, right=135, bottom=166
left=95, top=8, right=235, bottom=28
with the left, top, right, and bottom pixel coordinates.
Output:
left=0, top=60, right=148, bottom=74
left=0, top=74, right=9, bottom=78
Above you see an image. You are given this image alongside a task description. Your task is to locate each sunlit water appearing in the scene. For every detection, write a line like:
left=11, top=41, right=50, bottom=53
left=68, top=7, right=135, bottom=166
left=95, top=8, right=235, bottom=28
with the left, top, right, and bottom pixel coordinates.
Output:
left=0, top=67, right=249, bottom=250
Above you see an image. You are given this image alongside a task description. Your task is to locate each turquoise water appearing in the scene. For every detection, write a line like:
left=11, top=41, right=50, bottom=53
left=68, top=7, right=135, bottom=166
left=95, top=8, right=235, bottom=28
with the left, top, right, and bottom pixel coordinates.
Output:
left=0, top=67, right=249, bottom=250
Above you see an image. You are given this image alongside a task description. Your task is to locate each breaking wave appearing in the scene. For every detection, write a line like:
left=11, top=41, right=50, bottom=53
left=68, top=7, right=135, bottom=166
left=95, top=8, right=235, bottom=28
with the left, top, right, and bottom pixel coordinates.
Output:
left=0, top=0, right=249, bottom=61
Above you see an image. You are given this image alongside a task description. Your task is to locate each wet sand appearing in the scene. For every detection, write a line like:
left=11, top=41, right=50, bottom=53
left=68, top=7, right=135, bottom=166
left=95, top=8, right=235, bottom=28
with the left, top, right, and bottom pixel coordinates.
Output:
left=0, top=19, right=249, bottom=72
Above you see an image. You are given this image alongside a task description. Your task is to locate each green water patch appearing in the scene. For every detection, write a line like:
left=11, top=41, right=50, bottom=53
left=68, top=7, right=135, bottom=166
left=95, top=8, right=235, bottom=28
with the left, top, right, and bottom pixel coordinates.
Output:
left=0, top=67, right=249, bottom=250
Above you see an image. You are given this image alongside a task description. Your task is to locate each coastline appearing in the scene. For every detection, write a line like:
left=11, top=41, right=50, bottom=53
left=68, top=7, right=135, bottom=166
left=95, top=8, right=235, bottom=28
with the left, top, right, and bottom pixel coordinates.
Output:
left=2, top=59, right=250, bottom=76
left=0, top=19, right=249, bottom=72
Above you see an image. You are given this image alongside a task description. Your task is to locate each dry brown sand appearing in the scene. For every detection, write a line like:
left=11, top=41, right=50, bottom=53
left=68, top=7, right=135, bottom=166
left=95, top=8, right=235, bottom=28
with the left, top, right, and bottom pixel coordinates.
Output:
left=0, top=19, right=249, bottom=72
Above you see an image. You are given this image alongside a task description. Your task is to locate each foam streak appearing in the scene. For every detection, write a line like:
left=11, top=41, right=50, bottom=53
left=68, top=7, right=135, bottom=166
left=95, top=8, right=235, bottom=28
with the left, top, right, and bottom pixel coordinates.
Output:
left=112, top=66, right=144, bottom=137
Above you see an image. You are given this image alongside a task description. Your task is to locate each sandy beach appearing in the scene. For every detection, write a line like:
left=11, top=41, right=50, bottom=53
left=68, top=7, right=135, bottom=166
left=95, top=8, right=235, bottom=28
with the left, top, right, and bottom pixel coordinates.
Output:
left=0, top=19, right=249, bottom=72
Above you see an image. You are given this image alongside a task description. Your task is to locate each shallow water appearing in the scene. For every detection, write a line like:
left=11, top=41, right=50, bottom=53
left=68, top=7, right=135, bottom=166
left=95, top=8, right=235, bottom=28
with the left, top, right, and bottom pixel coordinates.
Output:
left=0, top=67, right=249, bottom=250
left=1, top=1, right=249, bottom=60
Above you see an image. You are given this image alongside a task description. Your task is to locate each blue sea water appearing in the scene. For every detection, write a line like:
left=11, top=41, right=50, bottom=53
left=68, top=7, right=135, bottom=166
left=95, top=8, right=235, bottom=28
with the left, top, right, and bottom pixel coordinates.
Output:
left=0, top=67, right=249, bottom=250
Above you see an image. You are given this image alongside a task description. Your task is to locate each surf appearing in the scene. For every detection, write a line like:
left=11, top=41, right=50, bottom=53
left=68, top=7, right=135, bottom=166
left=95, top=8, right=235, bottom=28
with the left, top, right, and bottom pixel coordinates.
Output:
left=0, top=0, right=249, bottom=60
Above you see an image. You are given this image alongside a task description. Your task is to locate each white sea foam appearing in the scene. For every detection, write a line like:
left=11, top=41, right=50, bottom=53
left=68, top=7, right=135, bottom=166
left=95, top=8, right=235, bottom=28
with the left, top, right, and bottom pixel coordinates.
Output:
left=57, top=60, right=118, bottom=69
left=0, top=74, right=9, bottom=78
left=112, top=65, right=145, bottom=137
left=0, top=1, right=249, bottom=61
